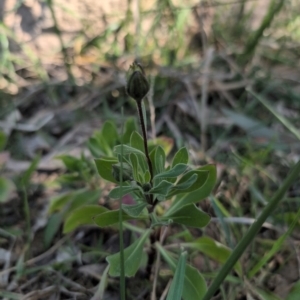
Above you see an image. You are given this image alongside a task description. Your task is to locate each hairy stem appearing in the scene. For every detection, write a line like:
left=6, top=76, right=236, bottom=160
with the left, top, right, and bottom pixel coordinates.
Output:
left=136, top=100, right=154, bottom=183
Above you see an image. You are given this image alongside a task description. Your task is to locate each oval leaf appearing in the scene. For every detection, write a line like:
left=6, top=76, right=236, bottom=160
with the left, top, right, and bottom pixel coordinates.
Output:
left=163, top=204, right=210, bottom=228
left=122, top=202, right=148, bottom=217
left=148, top=180, right=174, bottom=196
left=93, top=209, right=142, bottom=227
left=154, top=163, right=188, bottom=179
left=63, top=205, right=108, bottom=233
left=108, top=185, right=142, bottom=199
left=95, top=157, right=118, bottom=183
left=114, top=144, right=145, bottom=157
left=101, top=121, right=119, bottom=147
left=167, top=164, right=216, bottom=215
left=172, top=147, right=189, bottom=167
left=130, top=131, right=144, bottom=152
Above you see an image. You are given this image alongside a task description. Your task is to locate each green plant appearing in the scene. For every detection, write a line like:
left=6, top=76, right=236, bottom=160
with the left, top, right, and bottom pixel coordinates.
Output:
left=48, top=63, right=216, bottom=298
left=46, top=63, right=300, bottom=299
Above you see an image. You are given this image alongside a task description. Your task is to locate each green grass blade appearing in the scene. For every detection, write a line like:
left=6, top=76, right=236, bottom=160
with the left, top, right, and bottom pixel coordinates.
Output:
left=119, top=107, right=125, bottom=300
left=202, top=160, right=300, bottom=300
left=247, top=88, right=300, bottom=141
left=248, top=206, right=300, bottom=279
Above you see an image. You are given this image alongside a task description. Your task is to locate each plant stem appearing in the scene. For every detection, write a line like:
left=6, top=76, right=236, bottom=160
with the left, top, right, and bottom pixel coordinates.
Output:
left=202, top=160, right=300, bottom=300
left=119, top=107, right=126, bottom=300
left=136, top=100, right=154, bottom=182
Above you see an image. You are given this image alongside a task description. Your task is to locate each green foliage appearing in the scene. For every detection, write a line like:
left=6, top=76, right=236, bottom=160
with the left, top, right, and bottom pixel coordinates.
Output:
left=166, top=164, right=217, bottom=215
left=106, top=230, right=151, bottom=277
left=0, top=177, right=15, bottom=203
left=46, top=115, right=216, bottom=296
left=63, top=205, right=108, bottom=233
left=93, top=209, right=145, bottom=227
left=172, top=147, right=189, bottom=167
left=95, top=157, right=119, bottom=183
left=183, top=236, right=242, bottom=275
left=44, top=212, right=63, bottom=248
left=157, top=244, right=207, bottom=300
left=49, top=189, right=101, bottom=214
left=166, top=250, right=187, bottom=300
left=162, top=204, right=211, bottom=228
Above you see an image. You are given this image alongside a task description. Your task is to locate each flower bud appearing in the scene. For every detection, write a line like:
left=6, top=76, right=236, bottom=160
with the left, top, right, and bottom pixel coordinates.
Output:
left=126, top=63, right=149, bottom=102
left=112, top=163, right=133, bottom=182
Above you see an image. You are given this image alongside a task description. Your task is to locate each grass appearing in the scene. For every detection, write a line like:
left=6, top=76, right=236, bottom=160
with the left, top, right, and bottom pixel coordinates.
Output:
left=1, top=0, right=300, bottom=299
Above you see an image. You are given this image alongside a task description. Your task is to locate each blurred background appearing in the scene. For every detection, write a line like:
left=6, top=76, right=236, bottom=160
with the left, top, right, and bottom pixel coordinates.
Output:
left=1, top=0, right=300, bottom=299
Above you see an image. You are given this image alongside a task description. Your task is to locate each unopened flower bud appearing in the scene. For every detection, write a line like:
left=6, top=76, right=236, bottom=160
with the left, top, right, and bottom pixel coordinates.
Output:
left=112, top=163, right=133, bottom=182
left=126, top=63, right=149, bottom=102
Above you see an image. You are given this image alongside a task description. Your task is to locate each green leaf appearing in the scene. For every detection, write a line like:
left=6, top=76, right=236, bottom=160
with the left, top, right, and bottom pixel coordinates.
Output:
left=68, top=189, right=101, bottom=212
left=129, top=153, right=140, bottom=181
left=148, top=137, right=174, bottom=156
left=166, top=251, right=187, bottom=300
left=149, top=146, right=157, bottom=169
left=155, top=146, right=166, bottom=175
left=172, top=147, right=189, bottom=167
left=101, top=121, right=119, bottom=147
left=122, top=202, right=148, bottom=217
left=129, top=152, right=148, bottom=182
left=49, top=192, right=72, bottom=213
left=88, top=136, right=104, bottom=157
left=63, top=205, right=108, bottom=233
left=167, top=164, right=216, bottom=215
left=248, top=207, right=300, bottom=279
left=95, top=157, right=118, bottom=183
left=93, top=209, right=140, bottom=227
left=44, top=212, right=63, bottom=248
left=148, top=180, right=174, bottom=196
left=163, top=204, right=210, bottom=228
left=94, top=131, right=112, bottom=156
left=49, top=189, right=101, bottom=214
left=114, top=144, right=145, bottom=157
left=130, top=131, right=144, bottom=152
left=123, top=117, right=137, bottom=144
left=167, top=174, right=198, bottom=195
left=168, top=170, right=209, bottom=197
left=108, top=185, right=142, bottom=199
left=157, top=244, right=207, bottom=300
left=56, top=155, right=82, bottom=172
left=107, top=229, right=151, bottom=277
left=144, top=170, right=151, bottom=183
left=154, top=163, right=188, bottom=179
left=0, top=177, right=15, bottom=203
left=183, top=236, right=242, bottom=275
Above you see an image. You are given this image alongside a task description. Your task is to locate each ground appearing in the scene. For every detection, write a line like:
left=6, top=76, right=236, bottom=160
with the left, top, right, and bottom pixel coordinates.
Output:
left=1, top=0, right=300, bottom=299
